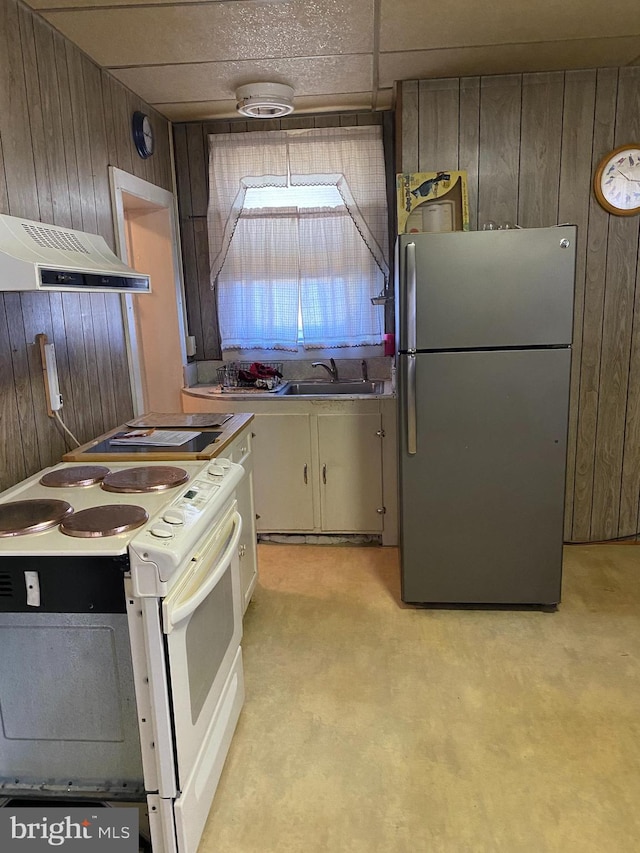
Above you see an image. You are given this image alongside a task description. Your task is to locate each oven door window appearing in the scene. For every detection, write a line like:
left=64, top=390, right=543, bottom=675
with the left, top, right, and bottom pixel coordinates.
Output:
left=161, top=501, right=243, bottom=788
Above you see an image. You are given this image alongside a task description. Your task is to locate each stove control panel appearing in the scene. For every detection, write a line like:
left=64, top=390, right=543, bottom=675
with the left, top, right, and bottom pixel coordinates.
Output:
left=129, top=459, right=245, bottom=590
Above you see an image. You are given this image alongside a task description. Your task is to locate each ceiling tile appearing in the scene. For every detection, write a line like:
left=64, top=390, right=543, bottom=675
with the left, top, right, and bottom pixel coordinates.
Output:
left=43, top=0, right=374, bottom=68
left=111, top=55, right=372, bottom=105
left=156, top=92, right=377, bottom=122
left=379, top=38, right=640, bottom=87
left=380, top=0, right=640, bottom=52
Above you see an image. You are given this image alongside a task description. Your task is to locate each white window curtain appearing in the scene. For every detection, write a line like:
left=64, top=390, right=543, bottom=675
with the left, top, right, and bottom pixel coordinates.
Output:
left=207, top=126, right=389, bottom=352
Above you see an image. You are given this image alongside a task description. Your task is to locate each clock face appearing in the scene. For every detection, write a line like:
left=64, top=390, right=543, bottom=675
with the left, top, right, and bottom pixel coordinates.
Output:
left=132, top=111, right=154, bottom=159
left=594, top=145, right=640, bottom=215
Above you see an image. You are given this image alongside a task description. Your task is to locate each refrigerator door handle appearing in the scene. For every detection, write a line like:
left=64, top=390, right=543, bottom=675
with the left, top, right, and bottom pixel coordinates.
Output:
left=406, top=242, right=417, bottom=350
left=407, top=353, right=417, bottom=455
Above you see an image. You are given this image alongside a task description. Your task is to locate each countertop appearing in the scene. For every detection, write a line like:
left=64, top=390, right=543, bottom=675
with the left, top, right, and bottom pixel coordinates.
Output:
left=182, top=380, right=395, bottom=401
left=62, top=413, right=254, bottom=462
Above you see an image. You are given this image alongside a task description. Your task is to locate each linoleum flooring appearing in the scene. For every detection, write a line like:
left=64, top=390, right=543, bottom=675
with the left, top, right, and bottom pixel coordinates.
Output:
left=199, top=543, right=640, bottom=853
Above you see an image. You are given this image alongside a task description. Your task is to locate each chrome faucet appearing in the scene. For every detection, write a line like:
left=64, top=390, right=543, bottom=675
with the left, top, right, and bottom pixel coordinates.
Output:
left=312, top=358, right=339, bottom=381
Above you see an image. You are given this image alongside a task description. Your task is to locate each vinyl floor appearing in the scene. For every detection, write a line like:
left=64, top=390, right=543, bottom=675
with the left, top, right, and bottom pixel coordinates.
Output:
left=199, top=543, right=640, bottom=853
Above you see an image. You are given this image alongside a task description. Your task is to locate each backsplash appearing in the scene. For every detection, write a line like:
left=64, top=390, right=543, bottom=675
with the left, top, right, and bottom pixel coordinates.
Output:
left=192, top=356, right=393, bottom=386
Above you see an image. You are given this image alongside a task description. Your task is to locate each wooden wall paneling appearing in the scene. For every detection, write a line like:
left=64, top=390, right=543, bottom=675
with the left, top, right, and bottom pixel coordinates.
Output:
left=0, top=133, right=8, bottom=213
left=186, top=125, right=208, bottom=217
left=621, top=235, right=640, bottom=537
left=572, top=68, right=618, bottom=541
left=459, top=77, right=480, bottom=231
left=398, top=81, right=419, bottom=173
left=152, top=109, right=173, bottom=192
left=83, top=57, right=115, bottom=248
left=100, top=71, right=119, bottom=187
left=33, top=17, right=73, bottom=229
left=590, top=65, right=640, bottom=539
left=0, top=296, right=27, bottom=489
left=417, top=78, right=460, bottom=170
left=203, top=122, right=231, bottom=135
left=20, top=292, right=67, bottom=463
left=478, top=75, right=522, bottom=228
left=356, top=113, right=382, bottom=126
left=187, top=124, right=220, bottom=359
left=0, top=0, right=39, bottom=219
left=89, top=293, right=118, bottom=429
left=110, top=77, right=135, bottom=178
left=280, top=116, right=315, bottom=131
left=313, top=115, right=342, bottom=128
left=557, top=70, right=597, bottom=541
left=613, top=67, right=640, bottom=537
left=3, top=293, right=40, bottom=474
left=80, top=293, right=106, bottom=438
left=52, top=30, right=82, bottom=231
left=173, top=125, right=204, bottom=355
left=105, top=294, right=134, bottom=425
left=48, top=291, right=78, bottom=440
left=518, top=72, right=564, bottom=227
left=61, top=294, right=98, bottom=442
left=195, top=216, right=220, bottom=360
left=593, top=214, right=639, bottom=538
left=18, top=6, right=53, bottom=225
left=66, top=43, right=98, bottom=234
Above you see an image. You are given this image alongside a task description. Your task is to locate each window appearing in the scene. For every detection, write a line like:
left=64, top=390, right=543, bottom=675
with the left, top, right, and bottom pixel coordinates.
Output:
left=207, top=126, right=389, bottom=353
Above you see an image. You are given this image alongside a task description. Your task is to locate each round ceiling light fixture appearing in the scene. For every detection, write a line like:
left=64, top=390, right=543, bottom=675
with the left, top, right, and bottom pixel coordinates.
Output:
left=235, top=82, right=295, bottom=118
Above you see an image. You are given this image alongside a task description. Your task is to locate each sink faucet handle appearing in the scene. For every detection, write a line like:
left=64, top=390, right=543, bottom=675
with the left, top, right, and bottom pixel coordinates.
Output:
left=360, top=359, right=368, bottom=381
left=330, top=358, right=338, bottom=380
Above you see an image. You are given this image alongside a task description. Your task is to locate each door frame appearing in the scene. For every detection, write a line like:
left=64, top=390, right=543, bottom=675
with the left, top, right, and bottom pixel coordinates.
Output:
left=109, top=166, right=189, bottom=415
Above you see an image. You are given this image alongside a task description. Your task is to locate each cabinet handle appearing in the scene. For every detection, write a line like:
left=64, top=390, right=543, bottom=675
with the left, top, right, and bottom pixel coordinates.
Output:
left=322, top=464, right=327, bottom=484
left=303, top=463, right=308, bottom=484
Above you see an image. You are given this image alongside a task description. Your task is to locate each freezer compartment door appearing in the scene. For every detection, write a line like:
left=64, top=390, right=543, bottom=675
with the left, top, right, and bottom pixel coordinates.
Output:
left=396, top=227, right=576, bottom=351
left=398, top=348, right=570, bottom=604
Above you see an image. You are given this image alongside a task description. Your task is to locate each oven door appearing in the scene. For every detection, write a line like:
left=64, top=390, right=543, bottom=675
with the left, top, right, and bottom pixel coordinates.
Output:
left=161, top=500, right=243, bottom=787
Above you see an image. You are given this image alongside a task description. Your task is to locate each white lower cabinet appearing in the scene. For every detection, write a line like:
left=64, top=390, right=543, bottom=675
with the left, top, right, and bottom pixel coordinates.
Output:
left=317, top=413, right=384, bottom=533
left=251, top=411, right=384, bottom=534
left=182, top=391, right=398, bottom=544
left=251, top=413, right=315, bottom=532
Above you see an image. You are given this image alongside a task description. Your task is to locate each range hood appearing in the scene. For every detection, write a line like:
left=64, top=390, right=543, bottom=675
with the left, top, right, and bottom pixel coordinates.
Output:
left=0, top=214, right=150, bottom=293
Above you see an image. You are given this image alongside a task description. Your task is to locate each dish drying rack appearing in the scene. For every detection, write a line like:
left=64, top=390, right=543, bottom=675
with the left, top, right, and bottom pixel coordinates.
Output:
left=217, top=361, right=284, bottom=391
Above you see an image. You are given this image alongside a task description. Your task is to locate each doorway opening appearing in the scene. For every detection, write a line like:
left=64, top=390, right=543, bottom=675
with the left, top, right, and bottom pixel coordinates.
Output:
left=109, top=167, right=190, bottom=415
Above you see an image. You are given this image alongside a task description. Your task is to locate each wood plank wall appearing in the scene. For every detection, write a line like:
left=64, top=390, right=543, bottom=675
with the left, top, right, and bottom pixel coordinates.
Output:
left=172, top=111, right=394, bottom=361
left=397, top=69, right=640, bottom=543
left=0, top=0, right=174, bottom=492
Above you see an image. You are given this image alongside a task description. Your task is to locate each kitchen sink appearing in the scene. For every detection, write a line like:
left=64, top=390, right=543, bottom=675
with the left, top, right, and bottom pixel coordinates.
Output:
left=280, top=380, right=385, bottom=395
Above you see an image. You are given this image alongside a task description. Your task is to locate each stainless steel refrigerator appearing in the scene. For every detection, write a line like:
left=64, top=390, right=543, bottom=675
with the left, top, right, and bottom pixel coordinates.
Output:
left=395, top=226, right=576, bottom=606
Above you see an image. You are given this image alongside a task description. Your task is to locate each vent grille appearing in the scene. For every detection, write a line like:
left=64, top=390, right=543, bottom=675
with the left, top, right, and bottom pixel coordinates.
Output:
left=21, top=223, right=89, bottom=254
left=0, top=573, right=13, bottom=597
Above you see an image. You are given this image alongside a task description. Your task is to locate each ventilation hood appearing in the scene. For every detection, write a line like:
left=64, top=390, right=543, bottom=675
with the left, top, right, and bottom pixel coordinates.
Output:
left=0, top=214, right=150, bottom=293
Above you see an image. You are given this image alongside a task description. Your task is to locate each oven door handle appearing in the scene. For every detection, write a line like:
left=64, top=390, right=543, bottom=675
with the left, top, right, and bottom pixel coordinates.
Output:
left=164, top=510, right=242, bottom=632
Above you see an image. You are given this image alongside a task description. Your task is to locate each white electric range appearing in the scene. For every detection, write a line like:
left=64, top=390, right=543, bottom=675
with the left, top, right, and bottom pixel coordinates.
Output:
left=0, top=459, right=246, bottom=853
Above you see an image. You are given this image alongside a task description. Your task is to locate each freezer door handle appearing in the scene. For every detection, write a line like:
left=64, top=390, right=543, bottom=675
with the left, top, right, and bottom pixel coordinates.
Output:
left=406, top=241, right=417, bottom=350
left=407, top=353, right=417, bottom=455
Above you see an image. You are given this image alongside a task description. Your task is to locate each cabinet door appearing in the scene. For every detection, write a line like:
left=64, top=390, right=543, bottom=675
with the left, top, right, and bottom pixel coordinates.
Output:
left=251, top=414, right=314, bottom=531
left=317, top=414, right=384, bottom=532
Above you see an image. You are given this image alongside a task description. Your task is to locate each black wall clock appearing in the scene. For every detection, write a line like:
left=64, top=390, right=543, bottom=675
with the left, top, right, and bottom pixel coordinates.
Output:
left=132, top=111, right=154, bottom=159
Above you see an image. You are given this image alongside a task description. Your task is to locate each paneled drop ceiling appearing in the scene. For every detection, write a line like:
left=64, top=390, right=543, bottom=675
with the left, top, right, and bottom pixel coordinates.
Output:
left=24, top=0, right=640, bottom=121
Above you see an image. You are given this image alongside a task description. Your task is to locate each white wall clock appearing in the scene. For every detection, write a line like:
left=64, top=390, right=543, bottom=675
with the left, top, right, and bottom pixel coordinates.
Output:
left=593, top=144, right=640, bottom=216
